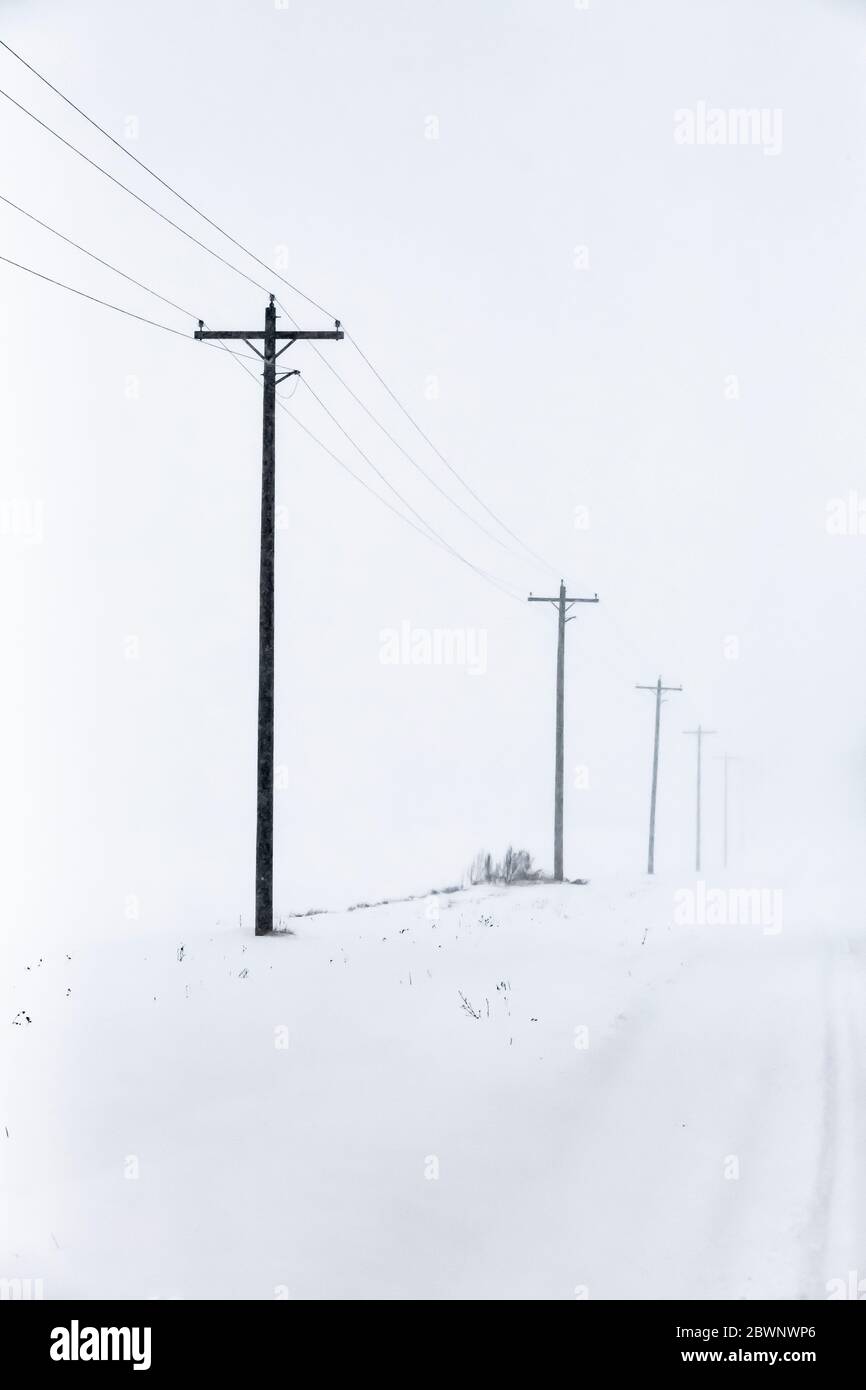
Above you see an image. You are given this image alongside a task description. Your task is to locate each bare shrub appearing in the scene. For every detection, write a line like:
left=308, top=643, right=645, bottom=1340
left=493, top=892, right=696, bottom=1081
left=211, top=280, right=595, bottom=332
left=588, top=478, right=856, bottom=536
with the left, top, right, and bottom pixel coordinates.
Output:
left=467, top=846, right=540, bottom=886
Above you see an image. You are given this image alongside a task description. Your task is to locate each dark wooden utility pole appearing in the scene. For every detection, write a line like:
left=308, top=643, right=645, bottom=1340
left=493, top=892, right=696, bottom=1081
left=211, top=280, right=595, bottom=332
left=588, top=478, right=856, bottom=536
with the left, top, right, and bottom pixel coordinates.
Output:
left=684, top=725, right=716, bottom=873
left=636, top=676, right=682, bottom=874
left=528, top=582, right=598, bottom=882
left=195, top=298, right=343, bottom=934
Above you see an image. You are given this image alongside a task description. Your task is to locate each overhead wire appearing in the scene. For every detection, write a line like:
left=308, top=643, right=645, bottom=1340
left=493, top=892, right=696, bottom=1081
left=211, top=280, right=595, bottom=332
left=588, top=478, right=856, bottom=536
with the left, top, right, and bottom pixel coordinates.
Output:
left=0, top=41, right=553, bottom=579
left=0, top=250, right=272, bottom=363
left=217, top=345, right=522, bottom=603
left=0, top=42, right=713, bottom=680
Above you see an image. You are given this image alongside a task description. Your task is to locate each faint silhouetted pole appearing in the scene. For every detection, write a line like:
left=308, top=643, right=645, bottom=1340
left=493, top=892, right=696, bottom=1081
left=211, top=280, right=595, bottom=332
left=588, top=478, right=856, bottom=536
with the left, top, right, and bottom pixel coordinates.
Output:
left=715, top=753, right=741, bottom=869
left=636, top=677, right=682, bottom=873
left=684, top=726, right=716, bottom=872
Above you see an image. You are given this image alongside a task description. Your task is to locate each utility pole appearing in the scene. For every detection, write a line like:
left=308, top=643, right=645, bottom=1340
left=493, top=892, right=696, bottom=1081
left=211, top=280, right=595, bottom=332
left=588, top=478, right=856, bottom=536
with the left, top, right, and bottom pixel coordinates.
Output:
left=636, top=676, right=682, bottom=874
left=715, top=753, right=740, bottom=869
left=684, top=726, right=716, bottom=873
left=528, top=581, right=599, bottom=882
left=195, top=297, right=343, bottom=934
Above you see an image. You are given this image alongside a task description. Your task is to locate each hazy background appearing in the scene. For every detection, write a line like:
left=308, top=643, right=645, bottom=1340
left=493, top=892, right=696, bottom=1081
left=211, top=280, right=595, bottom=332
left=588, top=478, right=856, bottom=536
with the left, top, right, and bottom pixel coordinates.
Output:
left=2, top=0, right=865, bottom=941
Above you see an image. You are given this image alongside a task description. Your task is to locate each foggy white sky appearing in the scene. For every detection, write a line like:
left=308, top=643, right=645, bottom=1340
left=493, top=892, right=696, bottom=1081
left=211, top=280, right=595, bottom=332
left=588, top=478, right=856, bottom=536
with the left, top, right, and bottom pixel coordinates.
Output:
left=2, top=0, right=865, bottom=937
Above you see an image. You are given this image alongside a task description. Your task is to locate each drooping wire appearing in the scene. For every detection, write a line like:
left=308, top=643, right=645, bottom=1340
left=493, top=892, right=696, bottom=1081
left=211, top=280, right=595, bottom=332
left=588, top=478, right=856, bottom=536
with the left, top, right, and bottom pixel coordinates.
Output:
left=345, top=330, right=561, bottom=579
left=0, top=250, right=264, bottom=362
left=0, top=45, right=632, bottom=624
left=217, top=346, right=523, bottom=604
left=0, top=190, right=199, bottom=323
left=0, top=38, right=333, bottom=321
left=0, top=43, right=554, bottom=577
left=274, top=297, right=547, bottom=577
left=300, top=378, right=523, bottom=600
left=0, top=251, right=196, bottom=338
left=0, top=236, right=521, bottom=598
left=0, top=85, right=272, bottom=298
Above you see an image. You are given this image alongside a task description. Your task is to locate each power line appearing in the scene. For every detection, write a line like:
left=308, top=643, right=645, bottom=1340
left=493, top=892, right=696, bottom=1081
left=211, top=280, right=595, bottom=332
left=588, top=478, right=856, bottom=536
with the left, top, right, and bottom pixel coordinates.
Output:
left=301, top=378, right=523, bottom=600
left=2, top=43, right=681, bottom=642
left=0, top=42, right=554, bottom=576
left=0, top=195, right=719, bottom=763
left=0, top=85, right=271, bottom=299
left=0, top=250, right=262, bottom=362
left=0, top=190, right=199, bottom=323
left=284, top=395, right=493, bottom=562
left=0, top=78, right=500, bottom=559
left=0, top=234, right=519, bottom=603
left=275, top=298, right=544, bottom=576
left=0, top=251, right=196, bottom=338
left=227, top=348, right=434, bottom=530
left=346, top=331, right=560, bottom=579
left=7, top=45, right=665, bottom=635
left=0, top=44, right=704, bottom=688
left=222, top=346, right=522, bottom=603
left=4, top=55, right=528, bottom=578
left=0, top=37, right=334, bottom=322
left=277, top=376, right=301, bottom=401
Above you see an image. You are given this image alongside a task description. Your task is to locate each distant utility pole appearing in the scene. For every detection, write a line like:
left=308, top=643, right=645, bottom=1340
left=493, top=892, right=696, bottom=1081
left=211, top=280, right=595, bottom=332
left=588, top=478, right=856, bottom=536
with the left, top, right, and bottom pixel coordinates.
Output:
left=528, top=581, right=599, bottom=883
left=196, top=297, right=343, bottom=935
left=715, top=753, right=741, bottom=869
left=636, top=676, right=682, bottom=874
left=684, top=725, right=716, bottom=873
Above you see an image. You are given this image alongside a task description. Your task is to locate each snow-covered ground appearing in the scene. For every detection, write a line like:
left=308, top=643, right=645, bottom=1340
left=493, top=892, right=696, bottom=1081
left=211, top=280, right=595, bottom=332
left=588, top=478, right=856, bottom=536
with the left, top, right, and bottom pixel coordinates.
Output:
left=3, top=860, right=864, bottom=1300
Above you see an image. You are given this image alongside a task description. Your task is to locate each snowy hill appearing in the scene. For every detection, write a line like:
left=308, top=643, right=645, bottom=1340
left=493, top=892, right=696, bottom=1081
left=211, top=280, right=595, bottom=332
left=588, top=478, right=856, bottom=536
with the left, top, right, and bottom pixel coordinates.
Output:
left=3, top=868, right=864, bottom=1300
